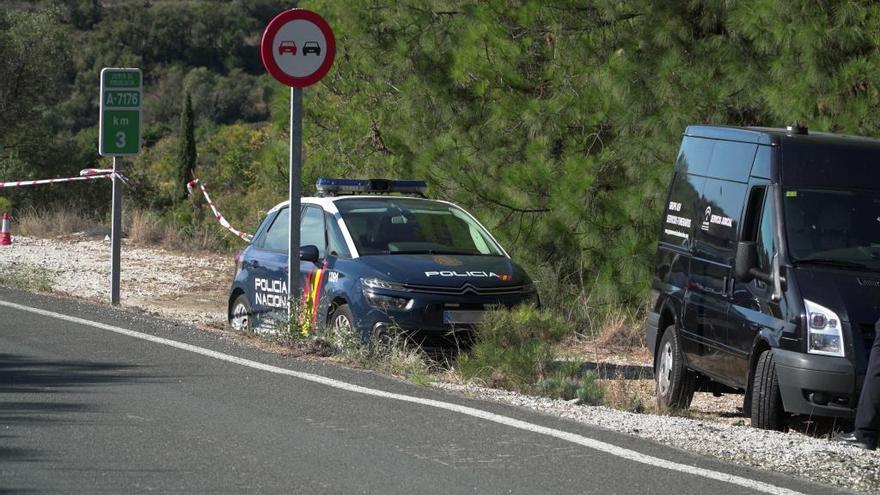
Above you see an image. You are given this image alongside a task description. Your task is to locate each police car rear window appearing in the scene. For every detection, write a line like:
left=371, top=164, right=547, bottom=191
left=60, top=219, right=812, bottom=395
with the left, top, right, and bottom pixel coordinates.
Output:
left=334, top=198, right=503, bottom=256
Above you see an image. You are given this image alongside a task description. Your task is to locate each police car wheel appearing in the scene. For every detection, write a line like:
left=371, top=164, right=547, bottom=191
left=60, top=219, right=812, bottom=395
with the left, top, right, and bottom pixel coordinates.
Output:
left=230, top=295, right=252, bottom=333
left=655, top=325, right=696, bottom=412
left=330, top=304, right=355, bottom=332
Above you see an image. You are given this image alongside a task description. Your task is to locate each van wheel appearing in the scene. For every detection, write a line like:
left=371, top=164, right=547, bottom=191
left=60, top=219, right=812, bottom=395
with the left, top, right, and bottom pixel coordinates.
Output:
left=230, top=294, right=252, bottom=333
left=751, top=349, right=787, bottom=431
left=655, top=325, right=696, bottom=412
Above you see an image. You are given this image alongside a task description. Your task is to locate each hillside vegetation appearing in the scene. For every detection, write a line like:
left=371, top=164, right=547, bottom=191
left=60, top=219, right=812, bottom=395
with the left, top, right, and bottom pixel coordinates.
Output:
left=3, top=1, right=880, bottom=332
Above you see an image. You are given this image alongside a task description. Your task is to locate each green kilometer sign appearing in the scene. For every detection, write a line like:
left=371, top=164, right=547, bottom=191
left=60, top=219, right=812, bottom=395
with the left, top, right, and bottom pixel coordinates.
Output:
left=99, top=68, right=142, bottom=156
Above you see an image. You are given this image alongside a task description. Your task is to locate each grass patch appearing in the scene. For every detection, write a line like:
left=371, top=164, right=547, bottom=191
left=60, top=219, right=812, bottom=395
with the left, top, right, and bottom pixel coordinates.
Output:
left=257, top=307, right=434, bottom=384
left=0, top=266, right=54, bottom=292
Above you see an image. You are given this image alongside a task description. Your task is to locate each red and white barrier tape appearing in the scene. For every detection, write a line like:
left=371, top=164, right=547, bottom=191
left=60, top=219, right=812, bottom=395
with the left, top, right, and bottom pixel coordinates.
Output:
left=186, top=178, right=254, bottom=242
left=0, top=169, right=126, bottom=189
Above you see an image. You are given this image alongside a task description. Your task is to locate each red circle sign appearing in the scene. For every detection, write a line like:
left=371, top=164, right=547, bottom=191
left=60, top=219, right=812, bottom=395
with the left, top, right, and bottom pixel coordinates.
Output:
left=261, top=9, right=336, bottom=88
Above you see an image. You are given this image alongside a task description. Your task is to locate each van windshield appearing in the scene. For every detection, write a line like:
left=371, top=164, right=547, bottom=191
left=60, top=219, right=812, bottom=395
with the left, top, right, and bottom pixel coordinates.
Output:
left=783, top=188, right=880, bottom=271
left=334, top=198, right=504, bottom=256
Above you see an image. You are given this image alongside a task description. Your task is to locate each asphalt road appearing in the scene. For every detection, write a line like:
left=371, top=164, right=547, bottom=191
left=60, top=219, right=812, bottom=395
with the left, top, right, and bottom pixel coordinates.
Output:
left=0, top=287, right=847, bottom=494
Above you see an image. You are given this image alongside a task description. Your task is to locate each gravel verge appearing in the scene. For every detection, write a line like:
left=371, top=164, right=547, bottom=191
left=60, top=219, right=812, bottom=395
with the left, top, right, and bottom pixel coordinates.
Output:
left=433, top=382, right=879, bottom=494
left=0, top=235, right=230, bottom=328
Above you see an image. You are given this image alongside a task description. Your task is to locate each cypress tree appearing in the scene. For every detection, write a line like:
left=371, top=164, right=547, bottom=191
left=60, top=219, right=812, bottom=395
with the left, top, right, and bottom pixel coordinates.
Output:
left=177, top=91, right=197, bottom=202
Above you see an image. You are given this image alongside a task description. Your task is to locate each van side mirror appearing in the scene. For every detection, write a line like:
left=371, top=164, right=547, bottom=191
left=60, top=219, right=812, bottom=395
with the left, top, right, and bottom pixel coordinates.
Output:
left=735, top=241, right=759, bottom=282
left=299, top=245, right=320, bottom=263
left=735, top=241, right=772, bottom=284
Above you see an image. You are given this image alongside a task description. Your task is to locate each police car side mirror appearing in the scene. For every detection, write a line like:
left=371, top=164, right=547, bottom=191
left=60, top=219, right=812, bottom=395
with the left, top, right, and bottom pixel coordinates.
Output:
left=300, top=245, right=320, bottom=263
left=735, top=241, right=772, bottom=284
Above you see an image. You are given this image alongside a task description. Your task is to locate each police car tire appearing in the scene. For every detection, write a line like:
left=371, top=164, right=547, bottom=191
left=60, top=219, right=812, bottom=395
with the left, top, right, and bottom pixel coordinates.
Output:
left=655, top=325, right=696, bottom=412
left=751, top=350, right=787, bottom=431
left=330, top=304, right=355, bottom=332
left=230, top=294, right=252, bottom=333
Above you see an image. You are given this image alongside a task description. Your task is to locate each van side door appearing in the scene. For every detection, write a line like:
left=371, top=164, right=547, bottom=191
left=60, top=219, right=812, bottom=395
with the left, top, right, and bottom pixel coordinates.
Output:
left=729, top=184, right=784, bottom=386
left=681, top=140, right=754, bottom=383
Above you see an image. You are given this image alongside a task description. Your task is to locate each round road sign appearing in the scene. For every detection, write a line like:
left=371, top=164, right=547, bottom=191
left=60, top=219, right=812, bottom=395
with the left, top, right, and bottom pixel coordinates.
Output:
left=261, top=9, right=336, bottom=88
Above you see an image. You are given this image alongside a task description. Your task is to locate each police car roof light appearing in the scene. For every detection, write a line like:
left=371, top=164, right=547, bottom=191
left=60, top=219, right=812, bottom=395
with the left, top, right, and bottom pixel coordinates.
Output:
left=315, top=178, right=427, bottom=197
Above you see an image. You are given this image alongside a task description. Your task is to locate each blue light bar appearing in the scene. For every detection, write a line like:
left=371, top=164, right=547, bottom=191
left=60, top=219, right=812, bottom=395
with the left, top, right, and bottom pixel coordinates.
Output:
left=315, top=178, right=427, bottom=196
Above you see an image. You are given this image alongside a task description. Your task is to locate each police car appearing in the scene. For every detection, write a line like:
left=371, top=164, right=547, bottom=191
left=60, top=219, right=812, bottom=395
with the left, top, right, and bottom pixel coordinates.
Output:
left=227, top=178, right=538, bottom=346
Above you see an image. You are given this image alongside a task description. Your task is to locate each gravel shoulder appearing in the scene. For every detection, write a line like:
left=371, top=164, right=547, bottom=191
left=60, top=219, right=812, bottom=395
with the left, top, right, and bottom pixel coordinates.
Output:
left=1, top=235, right=877, bottom=493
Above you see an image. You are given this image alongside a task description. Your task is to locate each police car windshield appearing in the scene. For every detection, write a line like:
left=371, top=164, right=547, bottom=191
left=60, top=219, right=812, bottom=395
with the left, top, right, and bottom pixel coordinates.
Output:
left=334, top=198, right=504, bottom=256
left=784, top=188, right=880, bottom=271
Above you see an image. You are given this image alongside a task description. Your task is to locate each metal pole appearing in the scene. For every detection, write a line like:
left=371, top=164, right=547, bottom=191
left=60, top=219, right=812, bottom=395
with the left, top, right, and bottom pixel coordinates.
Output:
left=288, top=86, right=303, bottom=317
left=110, top=156, right=122, bottom=305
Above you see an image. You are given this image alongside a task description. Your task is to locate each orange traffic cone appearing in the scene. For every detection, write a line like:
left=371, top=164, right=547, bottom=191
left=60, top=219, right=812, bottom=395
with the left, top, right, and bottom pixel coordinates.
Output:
left=0, top=212, right=11, bottom=246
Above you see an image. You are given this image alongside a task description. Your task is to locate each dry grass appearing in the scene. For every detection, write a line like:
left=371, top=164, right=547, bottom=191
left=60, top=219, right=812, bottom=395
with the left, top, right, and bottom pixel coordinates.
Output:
left=15, top=206, right=103, bottom=237
left=13, top=206, right=231, bottom=252
left=593, top=307, right=646, bottom=349
left=126, top=209, right=231, bottom=252
left=127, top=209, right=166, bottom=245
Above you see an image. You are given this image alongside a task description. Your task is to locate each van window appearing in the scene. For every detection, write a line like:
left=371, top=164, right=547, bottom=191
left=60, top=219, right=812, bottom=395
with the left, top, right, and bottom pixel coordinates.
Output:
left=694, top=178, right=747, bottom=263
left=661, top=172, right=705, bottom=249
left=706, top=141, right=757, bottom=182
left=783, top=188, right=880, bottom=271
left=675, top=137, right=713, bottom=176
left=750, top=146, right=772, bottom=179
left=757, top=191, right=775, bottom=271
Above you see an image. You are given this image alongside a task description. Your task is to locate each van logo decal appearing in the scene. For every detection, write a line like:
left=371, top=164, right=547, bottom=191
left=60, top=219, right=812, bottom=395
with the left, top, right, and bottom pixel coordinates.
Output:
left=701, top=206, right=733, bottom=231
left=858, top=278, right=880, bottom=288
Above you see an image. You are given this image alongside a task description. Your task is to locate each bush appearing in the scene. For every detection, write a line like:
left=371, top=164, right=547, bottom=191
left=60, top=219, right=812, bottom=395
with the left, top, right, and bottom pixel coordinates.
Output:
left=457, top=305, right=602, bottom=402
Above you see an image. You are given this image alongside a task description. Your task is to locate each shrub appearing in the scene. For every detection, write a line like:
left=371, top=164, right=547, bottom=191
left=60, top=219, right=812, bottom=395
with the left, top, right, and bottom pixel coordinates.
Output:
left=457, top=305, right=605, bottom=402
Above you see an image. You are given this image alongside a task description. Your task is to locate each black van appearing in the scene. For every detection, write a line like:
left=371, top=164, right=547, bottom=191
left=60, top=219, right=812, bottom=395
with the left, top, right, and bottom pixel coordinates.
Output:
left=646, top=124, right=880, bottom=430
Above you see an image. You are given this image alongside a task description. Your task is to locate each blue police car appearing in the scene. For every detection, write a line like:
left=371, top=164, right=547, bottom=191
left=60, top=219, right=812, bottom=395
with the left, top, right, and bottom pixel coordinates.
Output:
left=227, top=179, right=538, bottom=346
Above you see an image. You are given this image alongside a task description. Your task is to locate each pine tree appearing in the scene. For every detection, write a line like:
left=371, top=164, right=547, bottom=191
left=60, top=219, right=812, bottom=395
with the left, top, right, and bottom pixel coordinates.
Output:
left=177, top=91, right=197, bottom=202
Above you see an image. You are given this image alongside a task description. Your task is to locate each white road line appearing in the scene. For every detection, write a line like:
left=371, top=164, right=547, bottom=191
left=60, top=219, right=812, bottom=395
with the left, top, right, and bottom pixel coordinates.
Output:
left=0, top=299, right=807, bottom=495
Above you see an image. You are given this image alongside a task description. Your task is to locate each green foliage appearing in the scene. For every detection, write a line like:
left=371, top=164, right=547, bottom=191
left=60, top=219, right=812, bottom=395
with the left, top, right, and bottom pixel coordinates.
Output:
left=458, top=305, right=605, bottom=402
left=7, top=0, right=880, bottom=303
left=457, top=306, right=568, bottom=390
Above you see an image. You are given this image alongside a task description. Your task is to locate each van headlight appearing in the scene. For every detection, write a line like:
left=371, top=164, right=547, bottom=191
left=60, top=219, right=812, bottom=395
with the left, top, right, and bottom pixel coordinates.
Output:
left=804, top=299, right=845, bottom=357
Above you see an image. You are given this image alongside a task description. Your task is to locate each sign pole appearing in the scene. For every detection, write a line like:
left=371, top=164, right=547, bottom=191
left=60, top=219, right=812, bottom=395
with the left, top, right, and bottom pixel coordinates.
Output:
left=261, top=8, right=335, bottom=322
left=110, top=156, right=122, bottom=305
left=288, top=86, right=303, bottom=316
left=99, top=67, right=141, bottom=306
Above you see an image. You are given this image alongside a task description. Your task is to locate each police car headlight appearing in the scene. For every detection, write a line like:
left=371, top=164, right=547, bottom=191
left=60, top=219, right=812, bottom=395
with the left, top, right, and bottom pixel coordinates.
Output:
left=361, top=278, right=413, bottom=311
left=361, top=277, right=408, bottom=292
left=364, top=292, right=414, bottom=311
left=805, top=299, right=845, bottom=357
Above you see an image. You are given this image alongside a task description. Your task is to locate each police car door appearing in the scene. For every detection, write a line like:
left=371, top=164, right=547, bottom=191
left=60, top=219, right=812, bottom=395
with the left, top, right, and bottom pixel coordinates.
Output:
left=251, top=206, right=291, bottom=330
left=299, top=205, right=328, bottom=320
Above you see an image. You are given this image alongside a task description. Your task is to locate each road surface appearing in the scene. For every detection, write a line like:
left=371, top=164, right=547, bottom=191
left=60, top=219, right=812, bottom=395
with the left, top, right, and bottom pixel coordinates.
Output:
left=0, top=287, right=844, bottom=494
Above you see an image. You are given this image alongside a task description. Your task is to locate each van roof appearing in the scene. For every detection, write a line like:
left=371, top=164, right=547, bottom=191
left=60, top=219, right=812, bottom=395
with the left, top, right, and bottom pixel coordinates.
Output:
left=684, top=124, right=880, bottom=148
left=685, top=125, right=880, bottom=188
